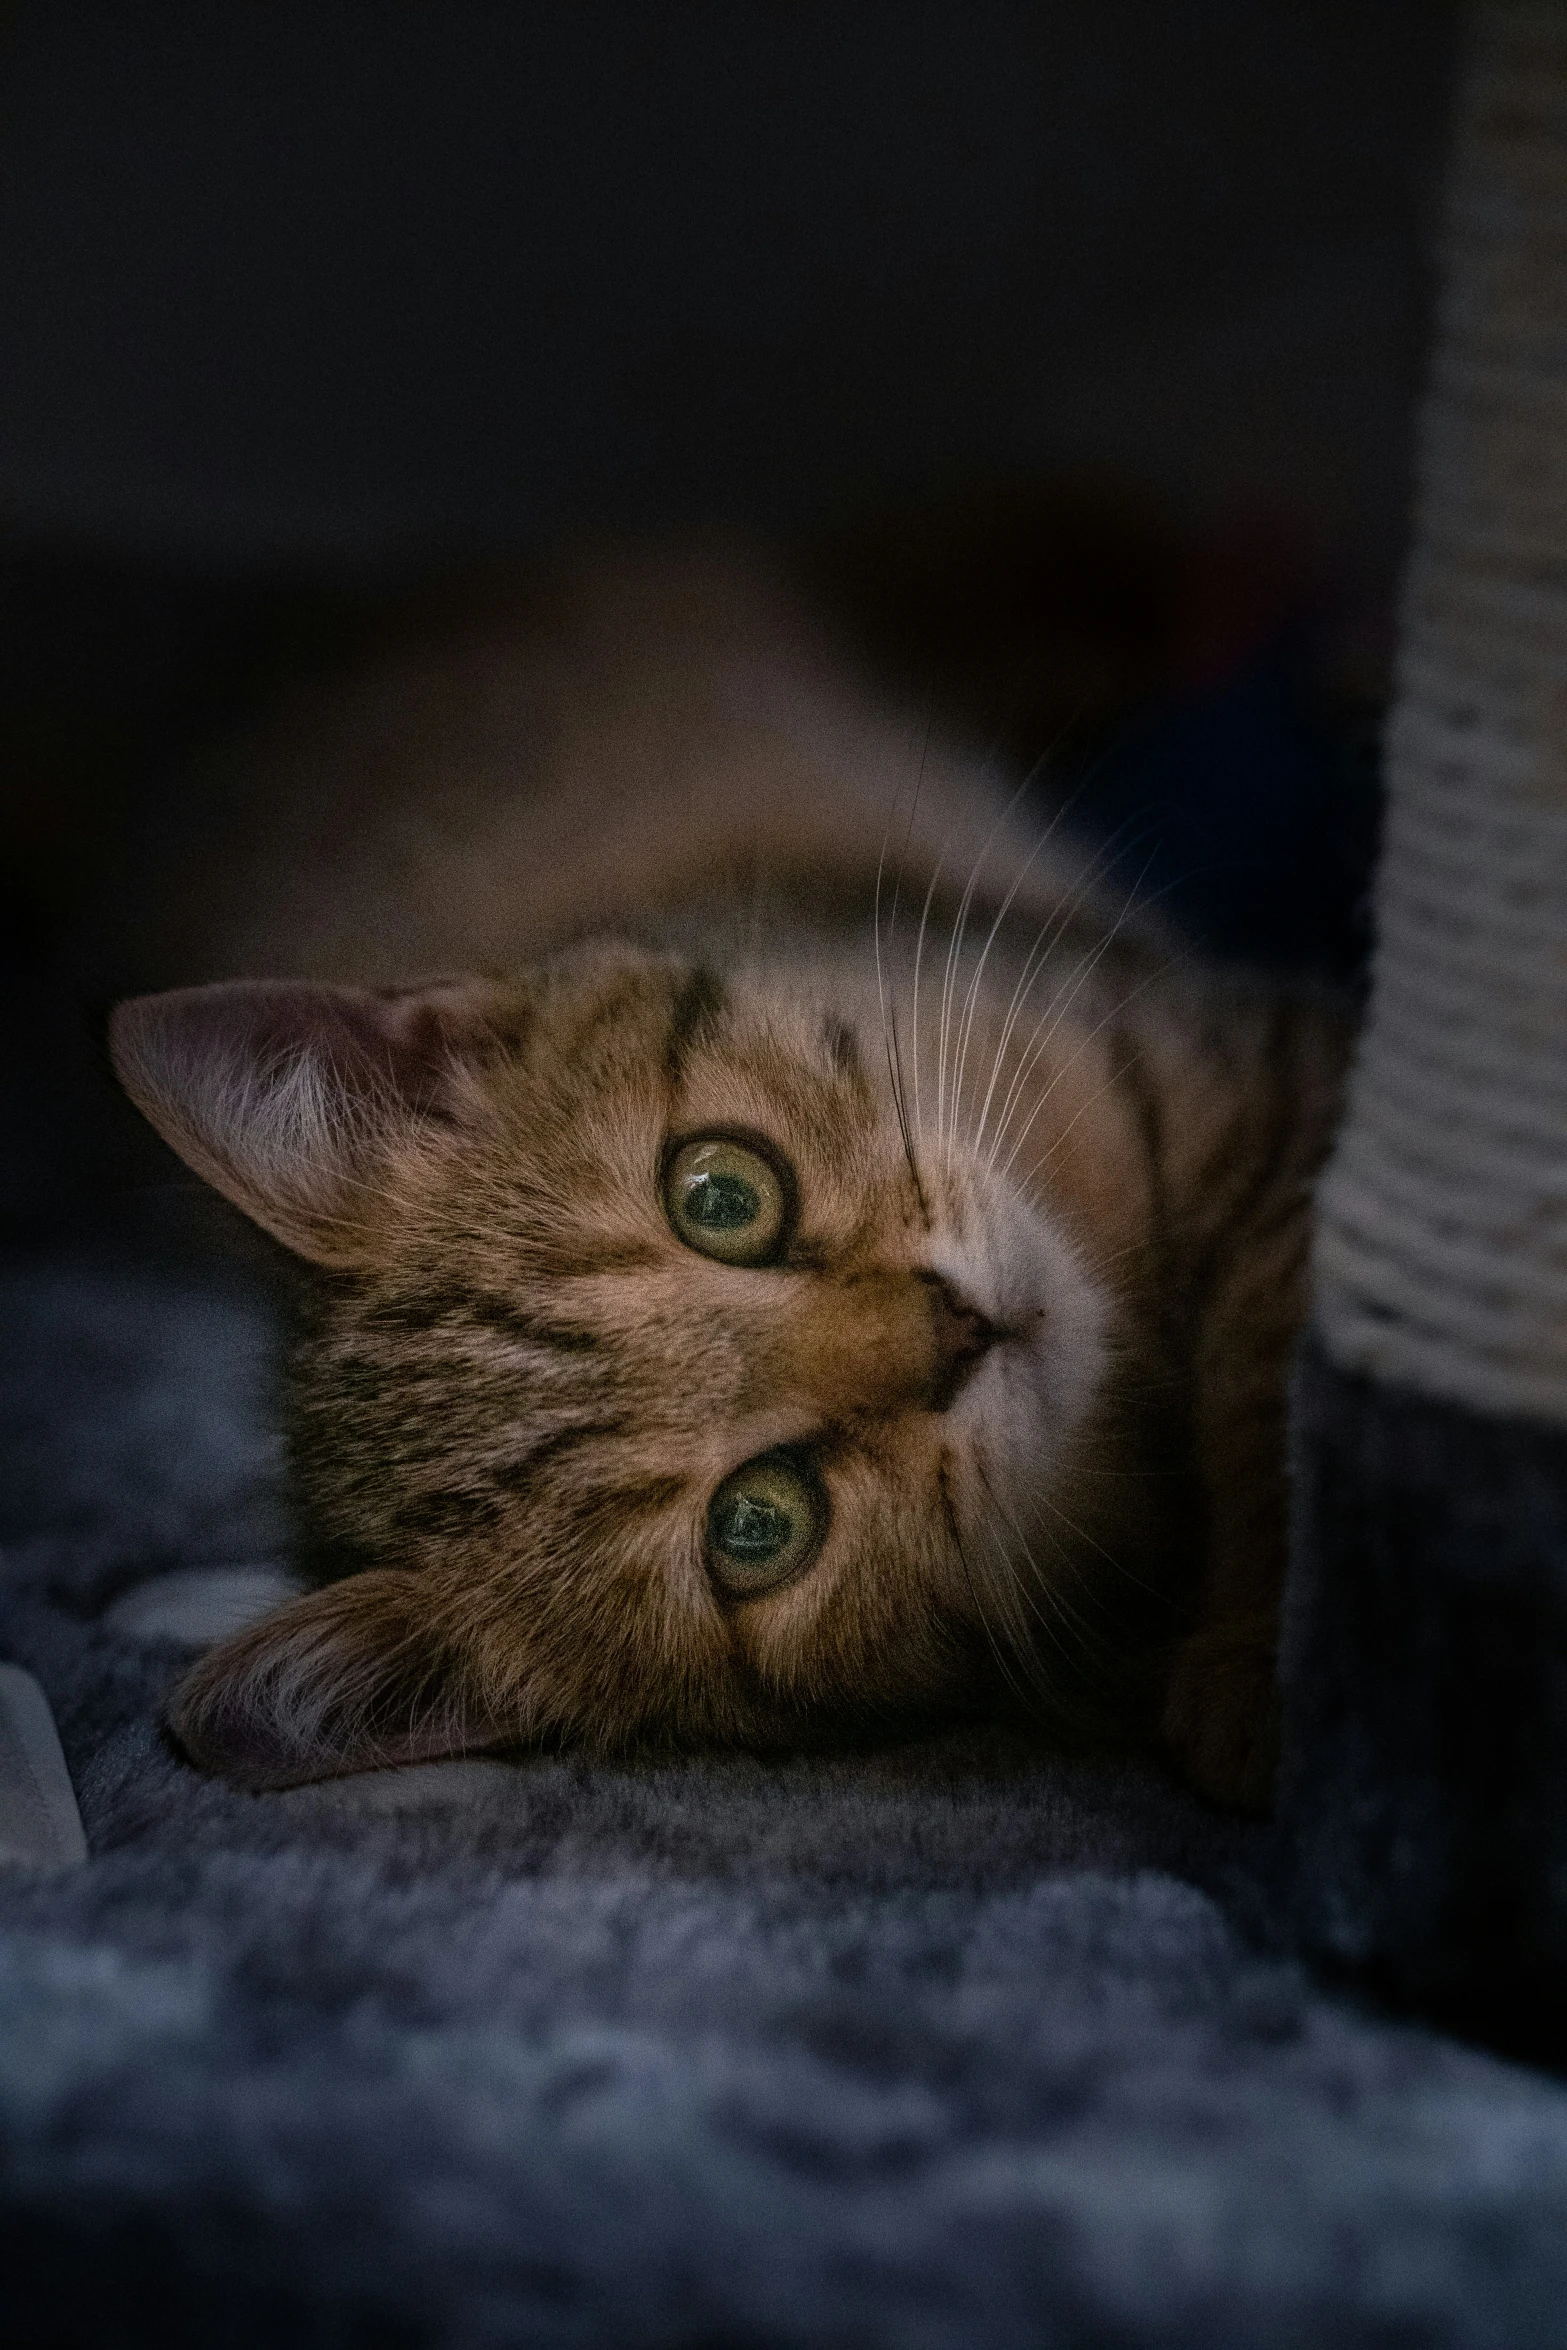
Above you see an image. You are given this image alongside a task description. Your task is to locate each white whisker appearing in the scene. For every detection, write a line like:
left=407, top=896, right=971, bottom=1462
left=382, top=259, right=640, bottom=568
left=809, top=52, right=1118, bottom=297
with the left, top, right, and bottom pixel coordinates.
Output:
left=985, top=865, right=1161, bottom=1178
left=1029, top=1480, right=1163, bottom=1607
left=999, top=960, right=1167, bottom=1185
left=953, top=1509, right=1041, bottom=1710
left=910, top=859, right=943, bottom=1154
left=874, top=753, right=930, bottom=1217
left=968, top=811, right=1160, bottom=1164
left=933, top=764, right=1040, bottom=1171
left=986, top=1472, right=1114, bottom=1668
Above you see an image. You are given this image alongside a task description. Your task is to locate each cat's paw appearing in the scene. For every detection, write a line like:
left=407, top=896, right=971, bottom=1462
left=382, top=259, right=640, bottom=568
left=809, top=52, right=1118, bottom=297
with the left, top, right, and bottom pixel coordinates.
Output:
left=1159, top=1618, right=1279, bottom=1814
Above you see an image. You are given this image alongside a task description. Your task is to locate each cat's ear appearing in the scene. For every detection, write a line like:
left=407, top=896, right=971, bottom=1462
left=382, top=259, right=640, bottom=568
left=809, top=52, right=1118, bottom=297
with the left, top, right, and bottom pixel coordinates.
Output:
left=108, top=976, right=521, bottom=1265
left=166, top=1570, right=509, bottom=1789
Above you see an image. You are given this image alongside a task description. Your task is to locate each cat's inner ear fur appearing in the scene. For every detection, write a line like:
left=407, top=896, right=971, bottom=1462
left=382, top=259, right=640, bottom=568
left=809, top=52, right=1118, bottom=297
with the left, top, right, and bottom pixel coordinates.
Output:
left=108, top=976, right=520, bottom=1265
left=167, top=1570, right=508, bottom=1789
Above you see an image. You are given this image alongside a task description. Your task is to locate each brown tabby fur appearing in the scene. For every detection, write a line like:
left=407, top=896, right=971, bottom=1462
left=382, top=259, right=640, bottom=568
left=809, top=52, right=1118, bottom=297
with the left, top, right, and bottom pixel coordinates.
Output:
left=109, top=549, right=1347, bottom=1807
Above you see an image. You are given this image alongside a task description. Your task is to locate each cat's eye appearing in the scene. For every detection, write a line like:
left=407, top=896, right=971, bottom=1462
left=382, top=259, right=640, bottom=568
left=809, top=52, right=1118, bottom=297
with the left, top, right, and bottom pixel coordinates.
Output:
left=706, top=1450, right=826, bottom=1596
left=663, top=1134, right=790, bottom=1266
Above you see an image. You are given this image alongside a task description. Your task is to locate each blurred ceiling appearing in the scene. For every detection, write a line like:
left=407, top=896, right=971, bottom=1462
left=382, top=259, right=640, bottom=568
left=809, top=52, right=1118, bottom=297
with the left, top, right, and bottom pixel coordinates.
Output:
left=0, top=1, right=1457, bottom=587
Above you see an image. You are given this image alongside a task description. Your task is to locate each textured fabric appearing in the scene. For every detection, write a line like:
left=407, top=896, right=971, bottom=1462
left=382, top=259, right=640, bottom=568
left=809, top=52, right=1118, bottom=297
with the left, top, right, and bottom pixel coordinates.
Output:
left=0, top=1665, right=87, bottom=1870
left=1281, top=1335, right=1567, bottom=2059
left=104, top=1564, right=305, bottom=1646
left=1313, top=3, right=1567, bottom=1426
left=4, top=1253, right=1567, bottom=2349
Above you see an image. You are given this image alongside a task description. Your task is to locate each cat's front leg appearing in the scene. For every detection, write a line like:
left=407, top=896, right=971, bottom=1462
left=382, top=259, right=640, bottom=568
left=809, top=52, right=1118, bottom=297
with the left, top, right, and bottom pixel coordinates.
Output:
left=1159, top=1608, right=1279, bottom=1814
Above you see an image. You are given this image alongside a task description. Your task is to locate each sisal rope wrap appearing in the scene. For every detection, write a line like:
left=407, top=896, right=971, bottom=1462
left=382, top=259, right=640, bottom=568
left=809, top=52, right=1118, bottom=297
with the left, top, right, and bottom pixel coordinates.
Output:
left=1314, top=1, right=1567, bottom=1427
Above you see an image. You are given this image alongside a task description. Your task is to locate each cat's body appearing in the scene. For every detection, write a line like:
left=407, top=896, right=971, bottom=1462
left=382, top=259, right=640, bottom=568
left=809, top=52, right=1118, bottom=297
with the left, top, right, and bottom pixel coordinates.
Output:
left=110, top=549, right=1346, bottom=1807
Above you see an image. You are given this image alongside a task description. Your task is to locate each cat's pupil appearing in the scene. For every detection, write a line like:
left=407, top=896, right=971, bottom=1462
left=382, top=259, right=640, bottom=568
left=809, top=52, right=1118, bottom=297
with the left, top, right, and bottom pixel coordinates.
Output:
left=714, top=1490, right=794, bottom=1560
left=706, top=1450, right=824, bottom=1594
left=664, top=1136, right=788, bottom=1266
left=684, top=1172, right=760, bottom=1231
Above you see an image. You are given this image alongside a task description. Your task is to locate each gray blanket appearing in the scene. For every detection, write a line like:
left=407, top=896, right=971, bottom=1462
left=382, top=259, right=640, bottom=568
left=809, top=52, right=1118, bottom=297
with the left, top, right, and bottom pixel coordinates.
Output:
left=3, top=1253, right=1566, bottom=2349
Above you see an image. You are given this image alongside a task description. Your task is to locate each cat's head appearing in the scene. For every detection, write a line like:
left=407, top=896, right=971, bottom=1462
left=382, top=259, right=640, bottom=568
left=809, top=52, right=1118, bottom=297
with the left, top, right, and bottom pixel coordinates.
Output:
left=111, top=943, right=1148, bottom=1788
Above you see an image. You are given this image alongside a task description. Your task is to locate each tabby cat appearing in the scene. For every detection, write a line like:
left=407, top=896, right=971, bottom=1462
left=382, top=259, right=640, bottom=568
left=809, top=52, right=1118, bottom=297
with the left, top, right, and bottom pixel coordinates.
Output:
left=108, top=551, right=1346, bottom=1808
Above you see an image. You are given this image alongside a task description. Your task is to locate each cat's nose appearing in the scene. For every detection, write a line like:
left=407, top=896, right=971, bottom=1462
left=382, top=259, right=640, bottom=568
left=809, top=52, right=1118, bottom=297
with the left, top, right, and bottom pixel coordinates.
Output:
left=761, top=1268, right=996, bottom=1422
left=920, top=1272, right=998, bottom=1411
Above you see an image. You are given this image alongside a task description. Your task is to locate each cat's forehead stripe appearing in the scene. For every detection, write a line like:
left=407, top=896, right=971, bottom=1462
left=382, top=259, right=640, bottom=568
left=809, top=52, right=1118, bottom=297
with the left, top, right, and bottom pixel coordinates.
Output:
left=486, top=1420, right=627, bottom=1490
left=357, top=1287, right=605, bottom=1348
left=664, top=964, right=728, bottom=1082
left=394, top=1485, right=507, bottom=1538
left=824, top=1018, right=861, bottom=1077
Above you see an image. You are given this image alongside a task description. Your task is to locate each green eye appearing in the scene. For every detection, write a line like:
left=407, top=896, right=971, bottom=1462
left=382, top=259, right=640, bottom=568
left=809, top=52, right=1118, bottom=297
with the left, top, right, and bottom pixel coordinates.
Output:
left=707, top=1451, right=826, bottom=1596
left=664, top=1135, right=789, bottom=1265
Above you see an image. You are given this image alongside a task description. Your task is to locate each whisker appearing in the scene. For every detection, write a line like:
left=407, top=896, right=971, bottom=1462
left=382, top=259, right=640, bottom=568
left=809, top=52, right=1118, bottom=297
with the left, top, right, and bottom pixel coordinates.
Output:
left=976, top=1513, right=1071, bottom=1705
left=908, top=760, right=989, bottom=1165
left=889, top=1003, right=928, bottom=1221
left=889, top=709, right=932, bottom=1159
left=1018, top=1054, right=1150, bottom=1192
left=987, top=1472, right=1116, bottom=1668
left=999, top=959, right=1167, bottom=1185
left=1028, top=1479, right=1164, bottom=1608
left=985, top=864, right=1162, bottom=1179
left=936, top=763, right=1040, bottom=1172
left=983, top=933, right=1128, bottom=1178
left=968, top=810, right=1164, bottom=1165
left=946, top=769, right=1093, bottom=1164
left=910, top=859, right=944, bottom=1153
left=992, top=1529, right=1081, bottom=1672
left=980, top=823, right=1190, bottom=1176
left=873, top=722, right=942, bottom=1221
left=891, top=725, right=934, bottom=1219
left=873, top=773, right=916, bottom=1198
left=943, top=720, right=1133, bottom=1163
left=935, top=877, right=965, bottom=1170
left=952, top=1506, right=1042, bottom=1711
left=958, top=1438, right=1066, bottom=1682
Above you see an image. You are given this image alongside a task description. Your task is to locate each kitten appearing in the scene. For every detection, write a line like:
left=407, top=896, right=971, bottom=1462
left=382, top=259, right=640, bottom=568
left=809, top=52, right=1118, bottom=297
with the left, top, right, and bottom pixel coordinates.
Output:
left=108, top=549, right=1346, bottom=1808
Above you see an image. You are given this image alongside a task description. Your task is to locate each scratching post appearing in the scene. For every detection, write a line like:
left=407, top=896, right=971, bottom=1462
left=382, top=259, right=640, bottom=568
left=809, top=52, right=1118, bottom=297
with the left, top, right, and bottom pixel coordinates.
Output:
left=1281, top=1, right=1567, bottom=2054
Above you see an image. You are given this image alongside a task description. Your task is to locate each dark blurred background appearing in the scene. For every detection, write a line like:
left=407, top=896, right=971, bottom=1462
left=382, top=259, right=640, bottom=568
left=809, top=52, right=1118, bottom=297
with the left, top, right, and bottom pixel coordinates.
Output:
left=0, top=1, right=1460, bottom=1255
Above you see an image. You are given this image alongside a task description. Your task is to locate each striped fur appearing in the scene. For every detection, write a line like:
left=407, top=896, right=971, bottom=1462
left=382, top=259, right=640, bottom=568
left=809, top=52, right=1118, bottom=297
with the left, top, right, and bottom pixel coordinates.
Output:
left=109, top=553, right=1348, bottom=1803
